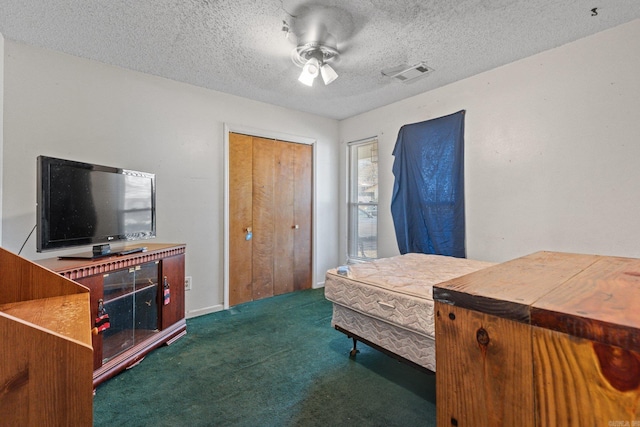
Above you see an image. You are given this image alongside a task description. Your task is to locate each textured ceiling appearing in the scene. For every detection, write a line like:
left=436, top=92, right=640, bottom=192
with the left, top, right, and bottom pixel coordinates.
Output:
left=1, top=1, right=639, bottom=120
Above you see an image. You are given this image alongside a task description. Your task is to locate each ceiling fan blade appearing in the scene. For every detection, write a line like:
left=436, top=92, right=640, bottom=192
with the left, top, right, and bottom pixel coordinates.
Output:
left=289, top=3, right=355, bottom=45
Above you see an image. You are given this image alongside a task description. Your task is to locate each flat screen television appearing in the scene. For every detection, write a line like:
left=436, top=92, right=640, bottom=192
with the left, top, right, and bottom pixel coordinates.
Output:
left=37, top=155, right=156, bottom=256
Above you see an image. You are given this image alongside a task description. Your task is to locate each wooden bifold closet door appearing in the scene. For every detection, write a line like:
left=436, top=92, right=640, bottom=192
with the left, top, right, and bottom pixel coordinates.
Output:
left=229, top=133, right=312, bottom=307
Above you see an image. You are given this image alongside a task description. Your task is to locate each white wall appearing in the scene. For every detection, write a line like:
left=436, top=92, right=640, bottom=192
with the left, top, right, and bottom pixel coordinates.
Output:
left=4, top=17, right=640, bottom=316
left=340, top=19, right=640, bottom=263
left=2, top=41, right=340, bottom=317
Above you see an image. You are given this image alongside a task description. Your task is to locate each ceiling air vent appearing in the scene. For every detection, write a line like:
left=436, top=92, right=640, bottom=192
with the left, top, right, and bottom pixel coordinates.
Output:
left=382, top=62, right=434, bottom=83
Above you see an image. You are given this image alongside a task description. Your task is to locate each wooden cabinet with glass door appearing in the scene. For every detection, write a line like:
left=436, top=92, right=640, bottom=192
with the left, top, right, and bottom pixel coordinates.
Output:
left=37, top=243, right=186, bottom=387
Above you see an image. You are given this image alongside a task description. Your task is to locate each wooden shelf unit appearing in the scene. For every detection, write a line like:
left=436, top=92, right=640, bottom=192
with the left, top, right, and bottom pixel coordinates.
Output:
left=433, top=251, right=640, bottom=426
left=0, top=247, right=93, bottom=425
left=37, top=243, right=187, bottom=388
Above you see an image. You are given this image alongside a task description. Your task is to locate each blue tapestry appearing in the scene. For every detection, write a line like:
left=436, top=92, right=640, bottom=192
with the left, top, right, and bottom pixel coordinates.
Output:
left=391, top=110, right=466, bottom=257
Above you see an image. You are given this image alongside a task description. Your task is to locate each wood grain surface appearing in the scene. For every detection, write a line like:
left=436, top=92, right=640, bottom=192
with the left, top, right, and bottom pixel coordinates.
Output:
left=435, top=301, right=534, bottom=427
left=533, top=326, right=640, bottom=426
left=0, top=293, right=91, bottom=345
left=1, top=248, right=87, bottom=304
left=75, top=274, right=104, bottom=369
left=532, top=254, right=640, bottom=352
left=229, top=132, right=254, bottom=306
left=292, top=142, right=312, bottom=291
left=435, top=251, right=640, bottom=426
left=161, top=254, right=186, bottom=329
left=0, top=247, right=93, bottom=425
left=252, top=137, right=276, bottom=300
left=229, top=133, right=312, bottom=304
left=434, top=251, right=600, bottom=323
left=36, top=243, right=185, bottom=280
left=273, top=140, right=295, bottom=295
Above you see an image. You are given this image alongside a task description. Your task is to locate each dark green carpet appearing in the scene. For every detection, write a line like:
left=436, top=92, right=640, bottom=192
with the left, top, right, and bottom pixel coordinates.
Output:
left=93, top=288, right=436, bottom=426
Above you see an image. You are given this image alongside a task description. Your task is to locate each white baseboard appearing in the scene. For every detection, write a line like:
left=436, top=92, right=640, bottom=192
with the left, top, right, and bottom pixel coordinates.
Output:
left=186, top=304, right=224, bottom=319
left=186, top=285, right=325, bottom=319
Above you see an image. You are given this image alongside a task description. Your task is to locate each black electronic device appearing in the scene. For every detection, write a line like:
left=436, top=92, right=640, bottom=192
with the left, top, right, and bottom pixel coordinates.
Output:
left=93, top=243, right=112, bottom=256
left=36, top=156, right=156, bottom=257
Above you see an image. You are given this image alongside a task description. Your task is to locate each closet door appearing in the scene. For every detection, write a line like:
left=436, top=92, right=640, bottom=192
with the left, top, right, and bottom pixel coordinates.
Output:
left=292, top=142, right=312, bottom=291
left=229, top=133, right=253, bottom=307
left=252, top=137, right=276, bottom=300
left=229, top=133, right=312, bottom=306
left=273, top=140, right=296, bottom=295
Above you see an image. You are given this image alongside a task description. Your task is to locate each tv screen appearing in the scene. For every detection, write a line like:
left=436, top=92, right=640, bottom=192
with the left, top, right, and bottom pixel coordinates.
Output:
left=37, top=156, right=156, bottom=253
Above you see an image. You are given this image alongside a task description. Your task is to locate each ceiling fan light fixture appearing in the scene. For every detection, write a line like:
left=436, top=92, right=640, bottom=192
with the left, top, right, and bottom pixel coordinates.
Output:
left=320, top=63, right=338, bottom=85
left=298, top=57, right=320, bottom=86
left=298, top=70, right=315, bottom=86
left=292, top=41, right=340, bottom=87
left=303, top=57, right=320, bottom=76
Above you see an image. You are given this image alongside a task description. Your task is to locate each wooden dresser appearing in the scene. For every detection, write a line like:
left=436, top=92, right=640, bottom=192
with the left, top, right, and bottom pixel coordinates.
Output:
left=0, top=247, right=93, bottom=425
left=433, top=251, right=640, bottom=426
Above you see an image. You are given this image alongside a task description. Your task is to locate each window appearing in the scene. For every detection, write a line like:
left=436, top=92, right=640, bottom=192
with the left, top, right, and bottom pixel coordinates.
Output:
left=348, top=139, right=378, bottom=260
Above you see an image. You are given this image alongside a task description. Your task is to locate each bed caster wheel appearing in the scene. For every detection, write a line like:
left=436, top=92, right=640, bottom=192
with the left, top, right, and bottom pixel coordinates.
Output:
left=349, top=337, right=359, bottom=358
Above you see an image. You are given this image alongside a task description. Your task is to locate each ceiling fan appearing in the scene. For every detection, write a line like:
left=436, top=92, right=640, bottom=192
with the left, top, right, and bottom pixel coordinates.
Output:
left=291, top=26, right=339, bottom=86
left=283, top=4, right=353, bottom=87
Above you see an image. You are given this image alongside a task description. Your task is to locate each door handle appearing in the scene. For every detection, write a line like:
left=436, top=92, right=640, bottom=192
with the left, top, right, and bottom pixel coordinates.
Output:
left=245, top=227, right=253, bottom=241
left=292, top=224, right=299, bottom=229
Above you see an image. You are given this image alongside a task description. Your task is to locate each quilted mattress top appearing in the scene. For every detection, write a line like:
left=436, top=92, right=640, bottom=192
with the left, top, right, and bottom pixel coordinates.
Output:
left=327, top=253, right=495, bottom=301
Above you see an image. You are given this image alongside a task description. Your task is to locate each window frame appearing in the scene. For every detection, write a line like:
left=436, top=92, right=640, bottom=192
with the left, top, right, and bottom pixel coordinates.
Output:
left=347, top=138, right=378, bottom=261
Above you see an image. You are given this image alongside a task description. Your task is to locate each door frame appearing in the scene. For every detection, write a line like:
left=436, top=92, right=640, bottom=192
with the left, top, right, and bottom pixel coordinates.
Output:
left=223, top=123, right=317, bottom=309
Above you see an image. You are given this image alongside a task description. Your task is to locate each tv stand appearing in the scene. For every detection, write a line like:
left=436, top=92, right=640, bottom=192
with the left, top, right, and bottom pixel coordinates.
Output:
left=58, top=251, right=113, bottom=260
left=37, top=243, right=186, bottom=388
left=57, top=244, right=149, bottom=260
left=117, top=246, right=147, bottom=256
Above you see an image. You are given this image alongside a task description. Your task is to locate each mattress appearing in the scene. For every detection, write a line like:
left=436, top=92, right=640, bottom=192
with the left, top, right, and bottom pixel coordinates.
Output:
left=325, top=253, right=495, bottom=370
left=325, top=253, right=495, bottom=339
left=332, top=303, right=439, bottom=371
